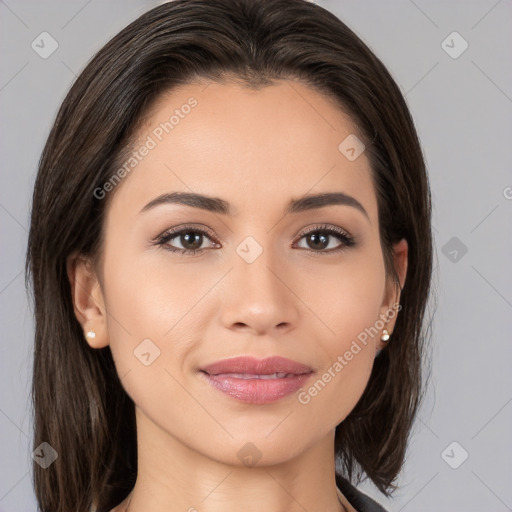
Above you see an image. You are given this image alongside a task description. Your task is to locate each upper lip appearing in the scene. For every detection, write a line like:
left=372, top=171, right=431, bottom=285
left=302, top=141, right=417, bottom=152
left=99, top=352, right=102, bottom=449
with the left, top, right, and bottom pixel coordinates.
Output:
left=200, top=356, right=313, bottom=376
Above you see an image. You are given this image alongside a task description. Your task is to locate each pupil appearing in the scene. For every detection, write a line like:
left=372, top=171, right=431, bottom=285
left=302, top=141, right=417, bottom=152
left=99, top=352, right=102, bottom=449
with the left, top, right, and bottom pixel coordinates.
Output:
left=309, top=233, right=328, bottom=250
left=182, top=232, right=202, bottom=250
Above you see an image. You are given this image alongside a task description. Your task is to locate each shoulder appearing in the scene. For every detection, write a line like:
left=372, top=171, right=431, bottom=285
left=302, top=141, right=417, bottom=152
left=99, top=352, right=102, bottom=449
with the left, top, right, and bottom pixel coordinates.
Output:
left=336, top=473, right=391, bottom=512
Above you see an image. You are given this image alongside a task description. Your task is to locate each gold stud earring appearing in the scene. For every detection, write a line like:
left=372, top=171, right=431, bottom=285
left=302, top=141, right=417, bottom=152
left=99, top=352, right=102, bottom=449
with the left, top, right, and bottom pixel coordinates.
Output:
left=86, top=330, right=96, bottom=340
left=380, top=329, right=390, bottom=342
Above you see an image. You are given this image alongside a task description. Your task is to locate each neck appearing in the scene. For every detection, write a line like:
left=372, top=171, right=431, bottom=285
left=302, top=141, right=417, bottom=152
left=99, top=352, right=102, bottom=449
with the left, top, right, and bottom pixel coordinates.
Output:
left=122, top=406, right=347, bottom=512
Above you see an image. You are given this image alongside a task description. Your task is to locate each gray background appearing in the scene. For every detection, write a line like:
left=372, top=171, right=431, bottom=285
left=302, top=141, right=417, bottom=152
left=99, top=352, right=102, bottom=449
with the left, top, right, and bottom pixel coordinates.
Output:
left=1, top=0, right=511, bottom=510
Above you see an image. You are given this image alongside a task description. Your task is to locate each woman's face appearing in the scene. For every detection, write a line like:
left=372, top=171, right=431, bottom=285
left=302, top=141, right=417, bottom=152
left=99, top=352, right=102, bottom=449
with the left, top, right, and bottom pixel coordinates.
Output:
left=74, top=79, right=406, bottom=467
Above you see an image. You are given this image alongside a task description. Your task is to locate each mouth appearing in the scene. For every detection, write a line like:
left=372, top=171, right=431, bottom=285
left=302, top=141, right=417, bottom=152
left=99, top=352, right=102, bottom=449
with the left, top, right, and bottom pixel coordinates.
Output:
left=200, top=355, right=313, bottom=376
left=203, top=372, right=299, bottom=379
left=198, top=356, right=314, bottom=404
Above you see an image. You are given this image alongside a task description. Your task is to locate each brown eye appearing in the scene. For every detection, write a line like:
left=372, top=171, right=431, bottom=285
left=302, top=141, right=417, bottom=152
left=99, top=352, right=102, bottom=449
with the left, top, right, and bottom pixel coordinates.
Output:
left=155, top=227, right=219, bottom=255
left=174, top=230, right=205, bottom=251
left=294, top=225, right=355, bottom=254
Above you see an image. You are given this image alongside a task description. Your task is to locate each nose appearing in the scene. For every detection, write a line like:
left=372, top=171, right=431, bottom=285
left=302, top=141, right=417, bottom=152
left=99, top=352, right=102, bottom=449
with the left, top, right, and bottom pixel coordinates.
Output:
left=219, top=245, right=300, bottom=337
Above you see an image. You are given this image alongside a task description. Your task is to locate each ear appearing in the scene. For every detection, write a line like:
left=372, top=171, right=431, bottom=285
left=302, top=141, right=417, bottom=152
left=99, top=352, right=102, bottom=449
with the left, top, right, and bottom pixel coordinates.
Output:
left=377, top=238, right=408, bottom=350
left=66, top=251, right=109, bottom=349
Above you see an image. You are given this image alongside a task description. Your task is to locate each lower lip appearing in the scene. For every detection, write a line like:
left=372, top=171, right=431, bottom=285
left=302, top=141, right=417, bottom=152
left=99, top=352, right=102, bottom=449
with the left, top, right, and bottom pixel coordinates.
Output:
left=200, top=371, right=313, bottom=404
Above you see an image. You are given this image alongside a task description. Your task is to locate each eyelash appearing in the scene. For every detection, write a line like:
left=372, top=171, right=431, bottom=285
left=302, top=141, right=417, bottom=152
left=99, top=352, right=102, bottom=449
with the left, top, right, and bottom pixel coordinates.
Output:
left=152, top=223, right=355, bottom=256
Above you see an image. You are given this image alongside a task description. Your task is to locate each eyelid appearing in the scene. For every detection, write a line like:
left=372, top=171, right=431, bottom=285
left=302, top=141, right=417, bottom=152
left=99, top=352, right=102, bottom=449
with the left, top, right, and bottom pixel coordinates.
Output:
left=155, top=223, right=352, bottom=241
left=154, top=223, right=218, bottom=243
left=295, top=223, right=353, bottom=241
left=291, top=223, right=355, bottom=253
left=153, top=222, right=355, bottom=254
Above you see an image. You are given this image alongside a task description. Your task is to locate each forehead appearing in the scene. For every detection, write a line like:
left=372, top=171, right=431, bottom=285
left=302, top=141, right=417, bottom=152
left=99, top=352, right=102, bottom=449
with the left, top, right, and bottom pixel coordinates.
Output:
left=106, top=79, right=378, bottom=222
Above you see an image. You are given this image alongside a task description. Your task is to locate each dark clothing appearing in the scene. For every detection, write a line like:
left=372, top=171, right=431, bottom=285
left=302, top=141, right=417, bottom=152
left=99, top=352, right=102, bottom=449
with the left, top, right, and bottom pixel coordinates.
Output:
left=336, top=474, right=390, bottom=512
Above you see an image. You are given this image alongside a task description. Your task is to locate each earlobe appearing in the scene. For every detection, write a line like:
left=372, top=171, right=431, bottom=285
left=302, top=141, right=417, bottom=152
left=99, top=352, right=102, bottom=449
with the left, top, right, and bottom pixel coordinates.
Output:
left=66, top=252, right=109, bottom=349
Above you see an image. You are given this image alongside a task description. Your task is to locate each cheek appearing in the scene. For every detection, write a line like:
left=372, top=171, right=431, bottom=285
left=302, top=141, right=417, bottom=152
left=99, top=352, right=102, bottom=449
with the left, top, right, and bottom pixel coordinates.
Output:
left=296, top=251, right=385, bottom=424
left=297, top=299, right=381, bottom=432
left=102, top=222, right=208, bottom=334
left=99, top=240, right=203, bottom=381
left=100, top=253, right=202, bottom=428
left=299, top=244, right=386, bottom=348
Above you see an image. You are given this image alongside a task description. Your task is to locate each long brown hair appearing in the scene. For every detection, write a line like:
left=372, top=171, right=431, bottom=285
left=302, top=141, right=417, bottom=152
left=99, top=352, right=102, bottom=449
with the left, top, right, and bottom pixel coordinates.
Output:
left=26, top=1, right=433, bottom=510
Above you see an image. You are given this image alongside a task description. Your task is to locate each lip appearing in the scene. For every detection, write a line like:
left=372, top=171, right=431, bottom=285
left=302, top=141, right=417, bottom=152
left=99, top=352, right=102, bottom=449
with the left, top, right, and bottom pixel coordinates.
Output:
left=201, top=356, right=313, bottom=376
left=199, top=356, right=314, bottom=404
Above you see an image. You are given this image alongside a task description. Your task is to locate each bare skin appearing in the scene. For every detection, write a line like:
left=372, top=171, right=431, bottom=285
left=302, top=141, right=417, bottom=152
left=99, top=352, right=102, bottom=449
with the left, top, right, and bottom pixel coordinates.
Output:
left=68, top=79, right=407, bottom=512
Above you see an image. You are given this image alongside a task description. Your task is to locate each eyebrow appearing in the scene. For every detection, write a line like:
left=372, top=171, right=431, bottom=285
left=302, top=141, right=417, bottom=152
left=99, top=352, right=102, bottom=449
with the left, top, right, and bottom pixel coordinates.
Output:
left=140, top=191, right=369, bottom=220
